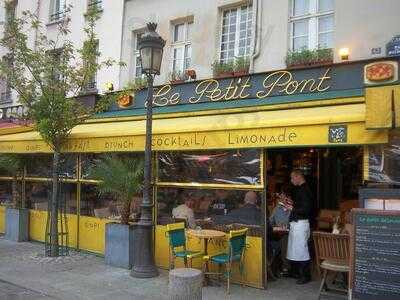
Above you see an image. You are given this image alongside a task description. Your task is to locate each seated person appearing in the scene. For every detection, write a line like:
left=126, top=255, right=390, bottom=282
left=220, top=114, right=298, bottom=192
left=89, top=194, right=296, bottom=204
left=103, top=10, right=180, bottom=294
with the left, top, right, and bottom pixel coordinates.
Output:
left=212, top=191, right=262, bottom=225
left=172, top=192, right=196, bottom=229
left=208, top=189, right=236, bottom=216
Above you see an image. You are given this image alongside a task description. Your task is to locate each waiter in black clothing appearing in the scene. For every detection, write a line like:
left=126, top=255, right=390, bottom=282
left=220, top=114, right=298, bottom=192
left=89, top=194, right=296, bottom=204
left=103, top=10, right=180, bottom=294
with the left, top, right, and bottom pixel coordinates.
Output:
left=286, top=169, right=313, bottom=284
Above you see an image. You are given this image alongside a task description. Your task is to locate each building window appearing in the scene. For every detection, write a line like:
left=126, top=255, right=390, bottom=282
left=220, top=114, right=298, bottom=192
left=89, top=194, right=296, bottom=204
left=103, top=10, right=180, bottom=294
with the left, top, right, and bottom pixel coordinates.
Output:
left=220, top=4, right=253, bottom=63
left=171, top=21, right=192, bottom=74
left=0, top=56, right=13, bottom=104
left=87, top=0, right=102, bottom=11
left=133, top=32, right=144, bottom=78
left=50, top=0, right=66, bottom=23
left=290, top=0, right=334, bottom=51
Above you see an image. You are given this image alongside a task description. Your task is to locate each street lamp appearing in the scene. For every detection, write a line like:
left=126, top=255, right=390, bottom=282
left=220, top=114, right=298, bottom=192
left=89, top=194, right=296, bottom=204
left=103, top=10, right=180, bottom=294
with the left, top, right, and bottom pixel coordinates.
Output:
left=131, top=22, right=165, bottom=278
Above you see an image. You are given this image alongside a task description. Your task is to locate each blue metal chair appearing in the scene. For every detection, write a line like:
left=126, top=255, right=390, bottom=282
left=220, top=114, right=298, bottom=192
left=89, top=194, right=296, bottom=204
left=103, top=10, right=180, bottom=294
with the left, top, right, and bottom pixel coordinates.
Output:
left=203, top=228, right=248, bottom=293
left=166, top=222, right=202, bottom=270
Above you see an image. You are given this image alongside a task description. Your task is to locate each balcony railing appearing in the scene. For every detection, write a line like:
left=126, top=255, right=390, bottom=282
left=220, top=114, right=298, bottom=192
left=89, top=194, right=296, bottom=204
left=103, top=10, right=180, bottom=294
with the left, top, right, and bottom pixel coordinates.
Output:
left=50, top=10, right=65, bottom=23
left=0, top=104, right=26, bottom=120
left=0, top=90, right=12, bottom=105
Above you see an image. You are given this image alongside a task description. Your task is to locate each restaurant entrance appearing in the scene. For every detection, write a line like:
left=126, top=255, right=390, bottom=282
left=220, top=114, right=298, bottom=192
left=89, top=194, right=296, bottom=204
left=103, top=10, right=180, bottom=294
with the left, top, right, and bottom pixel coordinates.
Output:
left=266, top=146, right=363, bottom=286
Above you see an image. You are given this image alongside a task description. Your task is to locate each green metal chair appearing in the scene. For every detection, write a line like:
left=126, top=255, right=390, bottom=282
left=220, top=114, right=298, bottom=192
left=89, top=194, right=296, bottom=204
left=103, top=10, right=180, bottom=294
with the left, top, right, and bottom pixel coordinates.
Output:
left=165, top=222, right=202, bottom=270
left=203, top=228, right=248, bottom=294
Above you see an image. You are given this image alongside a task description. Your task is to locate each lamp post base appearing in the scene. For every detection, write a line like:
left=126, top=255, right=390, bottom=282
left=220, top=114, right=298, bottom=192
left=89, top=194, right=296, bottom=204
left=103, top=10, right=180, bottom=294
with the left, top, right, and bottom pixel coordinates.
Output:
left=131, top=223, right=159, bottom=278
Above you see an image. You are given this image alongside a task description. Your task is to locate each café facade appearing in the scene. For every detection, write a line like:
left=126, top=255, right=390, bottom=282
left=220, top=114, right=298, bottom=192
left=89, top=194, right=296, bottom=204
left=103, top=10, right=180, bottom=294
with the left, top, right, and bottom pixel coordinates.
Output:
left=0, top=57, right=399, bottom=288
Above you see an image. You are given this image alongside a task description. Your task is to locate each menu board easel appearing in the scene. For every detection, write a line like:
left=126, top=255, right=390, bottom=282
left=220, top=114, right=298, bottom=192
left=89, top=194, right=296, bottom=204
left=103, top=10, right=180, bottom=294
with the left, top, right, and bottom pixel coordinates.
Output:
left=350, top=209, right=400, bottom=300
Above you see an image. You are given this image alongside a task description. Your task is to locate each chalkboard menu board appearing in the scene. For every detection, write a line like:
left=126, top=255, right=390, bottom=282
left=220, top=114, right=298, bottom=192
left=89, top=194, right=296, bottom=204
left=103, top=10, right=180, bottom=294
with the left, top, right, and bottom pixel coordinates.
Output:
left=352, top=209, right=400, bottom=300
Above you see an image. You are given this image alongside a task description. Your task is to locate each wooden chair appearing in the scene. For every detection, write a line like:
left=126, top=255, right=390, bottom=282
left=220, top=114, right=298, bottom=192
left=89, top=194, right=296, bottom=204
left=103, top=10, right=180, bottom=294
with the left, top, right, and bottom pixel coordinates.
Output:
left=172, top=217, right=188, bottom=228
left=313, top=231, right=351, bottom=300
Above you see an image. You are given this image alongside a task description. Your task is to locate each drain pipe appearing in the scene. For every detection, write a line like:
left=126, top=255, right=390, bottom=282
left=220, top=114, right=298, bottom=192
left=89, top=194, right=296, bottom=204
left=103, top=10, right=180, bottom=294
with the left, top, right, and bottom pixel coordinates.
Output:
left=249, top=0, right=262, bottom=73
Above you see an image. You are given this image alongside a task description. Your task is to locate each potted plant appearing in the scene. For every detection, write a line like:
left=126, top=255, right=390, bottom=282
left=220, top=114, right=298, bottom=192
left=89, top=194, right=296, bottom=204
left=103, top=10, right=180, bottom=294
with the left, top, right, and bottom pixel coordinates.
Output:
left=285, top=48, right=333, bottom=68
left=212, top=60, right=235, bottom=78
left=0, top=154, right=29, bottom=242
left=233, top=56, right=250, bottom=76
left=169, top=70, right=189, bottom=84
left=90, top=154, right=144, bottom=269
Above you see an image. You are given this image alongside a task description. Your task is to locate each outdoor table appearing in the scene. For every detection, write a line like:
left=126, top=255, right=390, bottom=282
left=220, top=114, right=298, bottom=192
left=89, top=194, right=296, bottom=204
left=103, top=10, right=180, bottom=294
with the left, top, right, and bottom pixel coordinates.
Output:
left=187, top=229, right=226, bottom=285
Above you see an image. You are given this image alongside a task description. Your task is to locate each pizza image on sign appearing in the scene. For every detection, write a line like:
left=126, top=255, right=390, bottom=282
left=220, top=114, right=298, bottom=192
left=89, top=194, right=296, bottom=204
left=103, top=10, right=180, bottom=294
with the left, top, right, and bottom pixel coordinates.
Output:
left=364, top=61, right=398, bottom=85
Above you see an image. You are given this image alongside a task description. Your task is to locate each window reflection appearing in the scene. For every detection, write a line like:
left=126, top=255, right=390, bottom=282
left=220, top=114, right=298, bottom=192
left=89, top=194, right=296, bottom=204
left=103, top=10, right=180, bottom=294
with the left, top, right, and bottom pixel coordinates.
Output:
left=80, top=184, right=142, bottom=221
left=157, top=187, right=263, bottom=235
left=158, top=149, right=262, bottom=186
left=25, top=154, right=77, bottom=179
left=26, top=182, right=77, bottom=214
left=0, top=181, right=13, bottom=206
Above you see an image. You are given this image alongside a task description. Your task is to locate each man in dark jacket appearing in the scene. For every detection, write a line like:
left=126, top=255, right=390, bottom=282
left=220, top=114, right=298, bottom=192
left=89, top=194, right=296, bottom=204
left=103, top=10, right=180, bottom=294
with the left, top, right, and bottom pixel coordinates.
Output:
left=286, top=169, right=313, bottom=284
left=212, top=191, right=261, bottom=225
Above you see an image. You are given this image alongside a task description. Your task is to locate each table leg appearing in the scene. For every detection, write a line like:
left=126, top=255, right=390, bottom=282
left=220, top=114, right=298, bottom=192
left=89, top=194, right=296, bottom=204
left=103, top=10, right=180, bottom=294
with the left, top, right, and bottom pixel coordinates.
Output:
left=204, top=238, right=209, bottom=286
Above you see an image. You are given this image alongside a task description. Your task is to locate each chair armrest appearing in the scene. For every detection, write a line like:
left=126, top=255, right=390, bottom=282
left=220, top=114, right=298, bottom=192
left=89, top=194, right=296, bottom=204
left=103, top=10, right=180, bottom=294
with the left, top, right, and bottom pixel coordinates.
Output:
left=187, top=252, right=203, bottom=259
left=202, top=252, right=227, bottom=261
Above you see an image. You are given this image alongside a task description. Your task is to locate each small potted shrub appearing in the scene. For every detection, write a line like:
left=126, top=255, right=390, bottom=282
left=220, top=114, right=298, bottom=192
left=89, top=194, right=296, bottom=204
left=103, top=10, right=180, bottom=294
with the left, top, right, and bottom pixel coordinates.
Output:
left=0, top=154, right=29, bottom=242
left=90, top=154, right=144, bottom=269
left=169, top=70, right=189, bottom=84
left=212, top=60, right=235, bottom=78
left=286, top=48, right=333, bottom=68
left=234, top=56, right=250, bottom=76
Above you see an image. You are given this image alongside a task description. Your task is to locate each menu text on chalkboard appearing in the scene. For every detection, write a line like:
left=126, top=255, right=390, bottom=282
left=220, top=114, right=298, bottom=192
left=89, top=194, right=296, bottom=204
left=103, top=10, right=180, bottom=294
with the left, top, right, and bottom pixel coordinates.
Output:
left=352, top=209, right=400, bottom=300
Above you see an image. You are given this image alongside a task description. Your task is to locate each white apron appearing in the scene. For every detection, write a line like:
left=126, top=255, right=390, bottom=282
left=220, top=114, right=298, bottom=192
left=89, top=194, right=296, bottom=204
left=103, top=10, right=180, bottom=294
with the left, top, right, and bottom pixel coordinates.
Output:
left=286, top=220, right=310, bottom=261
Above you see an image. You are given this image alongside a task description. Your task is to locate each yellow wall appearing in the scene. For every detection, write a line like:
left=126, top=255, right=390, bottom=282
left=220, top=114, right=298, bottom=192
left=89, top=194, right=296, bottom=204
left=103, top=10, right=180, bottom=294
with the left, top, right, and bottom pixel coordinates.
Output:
left=79, top=216, right=111, bottom=254
left=29, top=210, right=78, bottom=248
left=155, top=225, right=263, bottom=288
left=0, top=206, right=5, bottom=233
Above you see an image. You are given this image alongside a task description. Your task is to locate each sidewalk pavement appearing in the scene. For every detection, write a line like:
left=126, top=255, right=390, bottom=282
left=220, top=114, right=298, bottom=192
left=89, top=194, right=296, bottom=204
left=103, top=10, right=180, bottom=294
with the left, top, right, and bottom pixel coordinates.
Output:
left=0, top=236, right=334, bottom=300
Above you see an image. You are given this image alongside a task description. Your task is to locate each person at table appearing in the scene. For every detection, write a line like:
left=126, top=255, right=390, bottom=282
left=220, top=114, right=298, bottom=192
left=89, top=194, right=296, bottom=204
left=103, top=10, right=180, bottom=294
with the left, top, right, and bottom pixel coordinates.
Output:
left=286, top=169, right=313, bottom=284
left=269, top=190, right=293, bottom=277
left=172, top=192, right=196, bottom=229
left=212, top=191, right=262, bottom=225
left=208, top=189, right=236, bottom=216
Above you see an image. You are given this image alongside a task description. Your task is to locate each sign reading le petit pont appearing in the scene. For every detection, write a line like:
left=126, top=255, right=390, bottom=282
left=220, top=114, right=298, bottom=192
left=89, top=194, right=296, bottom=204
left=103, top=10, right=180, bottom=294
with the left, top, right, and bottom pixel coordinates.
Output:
left=121, top=59, right=399, bottom=110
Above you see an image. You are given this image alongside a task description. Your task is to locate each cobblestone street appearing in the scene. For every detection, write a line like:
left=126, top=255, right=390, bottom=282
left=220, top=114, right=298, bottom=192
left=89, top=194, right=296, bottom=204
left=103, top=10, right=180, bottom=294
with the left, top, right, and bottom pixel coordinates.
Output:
left=0, top=236, right=339, bottom=300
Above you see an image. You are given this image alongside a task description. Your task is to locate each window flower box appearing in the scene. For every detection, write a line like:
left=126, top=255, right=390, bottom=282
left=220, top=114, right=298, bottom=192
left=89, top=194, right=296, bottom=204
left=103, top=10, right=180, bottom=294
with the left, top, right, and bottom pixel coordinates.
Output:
left=285, top=48, right=333, bottom=69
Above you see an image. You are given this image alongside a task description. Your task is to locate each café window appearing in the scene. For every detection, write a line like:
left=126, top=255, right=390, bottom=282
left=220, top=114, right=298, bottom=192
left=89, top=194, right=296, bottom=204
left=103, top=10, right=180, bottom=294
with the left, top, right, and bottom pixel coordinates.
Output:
left=26, top=182, right=77, bottom=214
left=157, top=149, right=262, bottom=187
left=0, top=181, right=13, bottom=206
left=289, top=0, right=334, bottom=51
left=367, top=132, right=400, bottom=185
left=80, top=184, right=142, bottom=220
left=171, top=20, right=193, bottom=74
left=157, top=187, right=263, bottom=236
left=25, top=154, right=77, bottom=179
left=220, top=4, right=253, bottom=63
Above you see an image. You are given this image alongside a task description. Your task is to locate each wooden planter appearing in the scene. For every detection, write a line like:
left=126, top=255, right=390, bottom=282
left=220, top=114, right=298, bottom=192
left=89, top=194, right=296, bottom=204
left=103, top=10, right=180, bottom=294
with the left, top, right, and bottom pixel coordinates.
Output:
left=215, top=72, right=234, bottom=79
left=233, top=70, right=249, bottom=77
left=287, top=60, right=333, bottom=69
left=169, top=79, right=185, bottom=85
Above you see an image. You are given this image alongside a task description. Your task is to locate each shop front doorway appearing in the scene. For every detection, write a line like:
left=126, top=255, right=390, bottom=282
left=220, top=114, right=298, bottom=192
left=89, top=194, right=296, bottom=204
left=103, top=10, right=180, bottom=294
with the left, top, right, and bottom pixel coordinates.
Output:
left=265, top=146, right=363, bottom=287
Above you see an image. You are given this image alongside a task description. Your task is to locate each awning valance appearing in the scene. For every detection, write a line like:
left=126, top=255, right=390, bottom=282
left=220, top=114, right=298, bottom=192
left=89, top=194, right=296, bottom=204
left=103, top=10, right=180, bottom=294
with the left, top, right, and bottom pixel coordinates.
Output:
left=0, top=104, right=388, bottom=153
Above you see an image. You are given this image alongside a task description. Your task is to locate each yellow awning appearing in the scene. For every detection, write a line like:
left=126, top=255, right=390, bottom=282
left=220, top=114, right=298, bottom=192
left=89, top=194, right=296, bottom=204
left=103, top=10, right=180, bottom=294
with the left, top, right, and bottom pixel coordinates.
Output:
left=0, top=103, right=388, bottom=153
